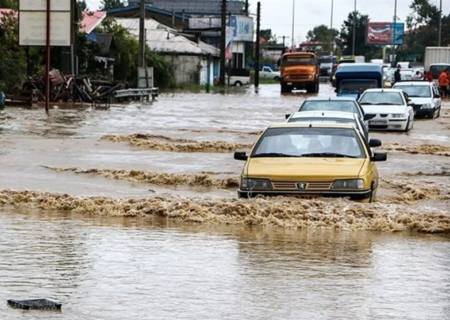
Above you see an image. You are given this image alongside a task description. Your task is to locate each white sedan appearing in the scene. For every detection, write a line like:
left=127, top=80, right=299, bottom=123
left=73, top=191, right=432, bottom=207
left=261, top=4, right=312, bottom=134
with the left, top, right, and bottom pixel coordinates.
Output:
left=358, top=88, right=414, bottom=132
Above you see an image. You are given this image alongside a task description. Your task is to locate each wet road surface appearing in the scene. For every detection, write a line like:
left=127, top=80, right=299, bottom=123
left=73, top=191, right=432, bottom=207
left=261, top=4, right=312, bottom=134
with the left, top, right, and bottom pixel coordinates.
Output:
left=1, top=83, right=450, bottom=318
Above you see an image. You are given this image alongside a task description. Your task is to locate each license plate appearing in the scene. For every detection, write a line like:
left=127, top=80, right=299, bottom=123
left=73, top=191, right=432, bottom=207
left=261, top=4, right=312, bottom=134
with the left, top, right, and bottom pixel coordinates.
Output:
left=286, top=194, right=320, bottom=199
left=370, top=120, right=387, bottom=125
left=287, top=82, right=292, bottom=85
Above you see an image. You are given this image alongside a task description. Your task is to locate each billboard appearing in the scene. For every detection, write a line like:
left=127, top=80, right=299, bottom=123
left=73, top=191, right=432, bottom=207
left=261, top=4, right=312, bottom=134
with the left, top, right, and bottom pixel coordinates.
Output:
left=230, top=15, right=254, bottom=42
left=366, top=22, right=404, bottom=45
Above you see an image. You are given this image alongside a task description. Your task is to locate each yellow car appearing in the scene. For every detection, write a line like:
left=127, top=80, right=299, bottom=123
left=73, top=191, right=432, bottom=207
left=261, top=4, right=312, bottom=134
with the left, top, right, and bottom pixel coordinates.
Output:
left=234, top=122, right=387, bottom=203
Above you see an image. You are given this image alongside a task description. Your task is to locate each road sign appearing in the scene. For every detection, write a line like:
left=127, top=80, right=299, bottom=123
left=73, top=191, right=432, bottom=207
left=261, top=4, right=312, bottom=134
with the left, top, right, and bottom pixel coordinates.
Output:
left=19, top=11, right=71, bottom=46
left=19, top=0, right=71, bottom=11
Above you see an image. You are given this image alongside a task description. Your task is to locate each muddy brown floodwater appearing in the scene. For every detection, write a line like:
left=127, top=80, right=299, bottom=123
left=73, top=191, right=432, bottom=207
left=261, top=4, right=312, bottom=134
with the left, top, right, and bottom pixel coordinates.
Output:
left=1, top=84, right=450, bottom=319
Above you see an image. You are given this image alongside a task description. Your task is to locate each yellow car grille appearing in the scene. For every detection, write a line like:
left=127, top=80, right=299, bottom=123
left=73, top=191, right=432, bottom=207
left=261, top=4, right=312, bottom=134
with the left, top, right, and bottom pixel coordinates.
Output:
left=271, top=181, right=333, bottom=190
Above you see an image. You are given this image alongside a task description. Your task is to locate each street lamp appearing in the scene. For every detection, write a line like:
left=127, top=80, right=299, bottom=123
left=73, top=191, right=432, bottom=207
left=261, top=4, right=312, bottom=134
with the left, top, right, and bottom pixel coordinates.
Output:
left=291, top=0, right=295, bottom=49
left=351, top=0, right=356, bottom=56
left=392, top=0, right=398, bottom=66
left=329, top=0, right=334, bottom=52
left=438, top=0, right=442, bottom=46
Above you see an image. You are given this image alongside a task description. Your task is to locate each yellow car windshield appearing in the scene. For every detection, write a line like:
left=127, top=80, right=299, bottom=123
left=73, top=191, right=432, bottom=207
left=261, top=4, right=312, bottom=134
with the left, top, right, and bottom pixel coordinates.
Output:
left=252, top=127, right=365, bottom=158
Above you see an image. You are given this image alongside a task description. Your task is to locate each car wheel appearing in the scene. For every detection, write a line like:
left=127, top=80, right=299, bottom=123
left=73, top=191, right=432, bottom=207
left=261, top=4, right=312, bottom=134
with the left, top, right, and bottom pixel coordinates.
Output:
left=403, top=117, right=411, bottom=132
left=313, top=81, right=319, bottom=93
left=234, top=81, right=242, bottom=87
left=281, top=83, right=291, bottom=93
left=237, top=192, right=248, bottom=199
left=274, top=76, right=280, bottom=81
left=369, top=185, right=375, bottom=203
left=436, top=107, right=441, bottom=118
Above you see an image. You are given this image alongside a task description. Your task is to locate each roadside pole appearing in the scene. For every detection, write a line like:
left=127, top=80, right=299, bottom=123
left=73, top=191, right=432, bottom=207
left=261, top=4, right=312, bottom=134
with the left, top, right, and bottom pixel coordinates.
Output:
left=219, top=0, right=227, bottom=86
left=19, top=0, right=72, bottom=114
left=45, top=0, right=50, bottom=114
left=254, top=2, right=261, bottom=89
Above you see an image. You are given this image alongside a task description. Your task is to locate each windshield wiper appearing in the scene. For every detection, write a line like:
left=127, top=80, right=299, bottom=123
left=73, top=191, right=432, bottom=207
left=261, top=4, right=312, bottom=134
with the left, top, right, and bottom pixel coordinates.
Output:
left=375, top=103, right=400, bottom=105
left=252, top=152, right=301, bottom=158
left=301, top=152, right=358, bottom=158
left=359, top=102, right=374, bottom=105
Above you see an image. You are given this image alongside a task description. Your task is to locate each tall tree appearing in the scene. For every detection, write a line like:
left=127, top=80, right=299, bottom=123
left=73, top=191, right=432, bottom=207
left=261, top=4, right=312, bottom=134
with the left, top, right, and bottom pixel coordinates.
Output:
left=402, top=0, right=450, bottom=56
left=100, top=0, right=126, bottom=10
left=259, top=29, right=277, bottom=44
left=339, top=11, right=376, bottom=57
left=306, top=24, right=339, bottom=51
left=0, top=0, right=17, bottom=9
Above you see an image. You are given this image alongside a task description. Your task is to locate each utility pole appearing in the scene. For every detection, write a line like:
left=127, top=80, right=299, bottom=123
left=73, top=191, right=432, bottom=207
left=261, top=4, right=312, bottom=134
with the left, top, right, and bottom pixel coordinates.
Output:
left=45, top=0, right=51, bottom=114
left=291, top=0, right=295, bottom=49
left=438, top=0, right=442, bottom=46
left=329, top=0, right=334, bottom=53
left=138, top=0, right=145, bottom=68
left=392, top=0, right=398, bottom=66
left=255, top=2, right=261, bottom=89
left=219, top=0, right=227, bottom=86
left=351, top=0, right=356, bottom=57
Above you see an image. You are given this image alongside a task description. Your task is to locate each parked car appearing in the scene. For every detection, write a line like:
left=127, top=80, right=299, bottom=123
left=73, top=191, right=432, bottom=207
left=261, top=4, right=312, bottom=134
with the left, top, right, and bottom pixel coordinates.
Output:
left=285, top=110, right=369, bottom=141
left=392, top=81, right=441, bottom=118
left=233, top=122, right=386, bottom=202
left=226, top=68, right=251, bottom=86
left=295, top=97, right=376, bottom=133
left=358, top=88, right=414, bottom=132
left=259, top=66, right=280, bottom=81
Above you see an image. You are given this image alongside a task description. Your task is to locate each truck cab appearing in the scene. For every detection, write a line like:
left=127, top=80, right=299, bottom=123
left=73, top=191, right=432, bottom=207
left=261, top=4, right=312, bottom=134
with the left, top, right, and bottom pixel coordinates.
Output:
left=334, top=63, right=383, bottom=99
left=280, top=52, right=319, bottom=93
left=319, top=55, right=336, bottom=76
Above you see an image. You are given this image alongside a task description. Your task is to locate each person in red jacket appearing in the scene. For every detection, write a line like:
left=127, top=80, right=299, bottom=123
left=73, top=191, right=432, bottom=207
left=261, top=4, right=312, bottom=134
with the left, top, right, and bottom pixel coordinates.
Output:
left=424, top=70, right=433, bottom=82
left=438, top=69, right=449, bottom=96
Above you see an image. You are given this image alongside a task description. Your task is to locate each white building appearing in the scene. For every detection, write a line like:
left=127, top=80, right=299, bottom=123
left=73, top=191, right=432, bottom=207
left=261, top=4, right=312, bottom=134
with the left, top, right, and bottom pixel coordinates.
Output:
left=116, top=18, right=220, bottom=86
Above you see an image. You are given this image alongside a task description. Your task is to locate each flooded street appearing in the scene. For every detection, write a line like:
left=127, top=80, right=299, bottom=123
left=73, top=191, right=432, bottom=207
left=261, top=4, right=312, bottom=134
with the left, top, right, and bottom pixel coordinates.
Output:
left=1, top=83, right=450, bottom=318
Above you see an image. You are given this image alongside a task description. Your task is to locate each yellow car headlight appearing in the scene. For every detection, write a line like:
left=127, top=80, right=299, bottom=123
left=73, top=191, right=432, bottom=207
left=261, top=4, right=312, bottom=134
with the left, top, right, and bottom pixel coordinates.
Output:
left=241, top=178, right=272, bottom=190
left=332, top=179, right=365, bottom=189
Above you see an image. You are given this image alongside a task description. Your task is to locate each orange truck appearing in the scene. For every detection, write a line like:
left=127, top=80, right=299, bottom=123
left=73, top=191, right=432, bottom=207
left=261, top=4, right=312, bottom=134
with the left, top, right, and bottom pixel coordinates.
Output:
left=280, top=52, right=320, bottom=93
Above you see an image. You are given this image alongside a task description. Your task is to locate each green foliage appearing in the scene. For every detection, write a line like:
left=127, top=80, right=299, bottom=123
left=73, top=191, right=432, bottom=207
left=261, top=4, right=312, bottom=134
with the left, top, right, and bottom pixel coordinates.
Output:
left=0, top=11, right=26, bottom=91
left=339, top=11, right=377, bottom=57
left=400, top=0, right=450, bottom=58
left=306, top=25, right=339, bottom=51
left=260, top=29, right=277, bottom=44
left=100, top=0, right=126, bottom=10
left=0, top=0, right=17, bottom=9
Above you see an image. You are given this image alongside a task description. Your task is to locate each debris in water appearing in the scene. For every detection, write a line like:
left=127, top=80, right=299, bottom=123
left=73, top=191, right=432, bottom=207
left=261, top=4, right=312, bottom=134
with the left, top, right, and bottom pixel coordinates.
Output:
left=379, top=178, right=450, bottom=203
left=100, top=134, right=253, bottom=153
left=42, top=166, right=239, bottom=189
left=380, top=143, right=450, bottom=157
left=398, top=171, right=450, bottom=177
left=7, top=299, right=62, bottom=311
left=0, top=190, right=450, bottom=233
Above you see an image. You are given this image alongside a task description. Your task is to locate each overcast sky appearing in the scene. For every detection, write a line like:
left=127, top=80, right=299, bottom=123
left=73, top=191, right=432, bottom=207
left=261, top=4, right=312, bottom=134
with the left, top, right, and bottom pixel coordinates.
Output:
left=85, top=0, right=447, bottom=45
left=249, top=0, right=447, bottom=46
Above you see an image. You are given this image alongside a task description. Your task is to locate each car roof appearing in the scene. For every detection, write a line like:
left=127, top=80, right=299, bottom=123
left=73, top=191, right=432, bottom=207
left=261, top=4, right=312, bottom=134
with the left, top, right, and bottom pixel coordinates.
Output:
left=362, top=88, right=404, bottom=93
left=393, top=81, right=431, bottom=86
left=290, top=111, right=357, bottom=120
left=304, top=97, right=357, bottom=101
left=268, top=122, right=356, bottom=129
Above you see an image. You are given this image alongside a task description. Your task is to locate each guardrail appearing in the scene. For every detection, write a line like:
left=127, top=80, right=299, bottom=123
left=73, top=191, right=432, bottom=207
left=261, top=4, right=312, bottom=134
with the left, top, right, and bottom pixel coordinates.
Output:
left=113, top=88, right=159, bottom=100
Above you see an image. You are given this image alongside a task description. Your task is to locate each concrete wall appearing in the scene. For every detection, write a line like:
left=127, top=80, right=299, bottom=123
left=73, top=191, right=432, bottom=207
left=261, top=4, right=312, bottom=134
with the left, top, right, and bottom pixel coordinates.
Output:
left=164, top=55, right=218, bottom=86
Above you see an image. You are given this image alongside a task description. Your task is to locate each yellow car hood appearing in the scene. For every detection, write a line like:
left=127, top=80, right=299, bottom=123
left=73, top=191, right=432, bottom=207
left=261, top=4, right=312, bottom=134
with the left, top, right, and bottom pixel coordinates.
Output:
left=247, top=157, right=366, bottom=180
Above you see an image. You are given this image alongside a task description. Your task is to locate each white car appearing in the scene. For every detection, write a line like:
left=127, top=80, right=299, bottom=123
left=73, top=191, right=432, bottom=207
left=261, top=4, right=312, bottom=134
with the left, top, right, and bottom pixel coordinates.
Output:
left=285, top=110, right=369, bottom=141
left=392, top=81, right=441, bottom=119
left=358, top=88, right=414, bottom=132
